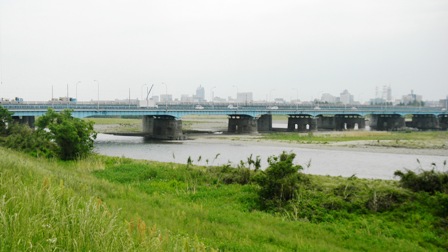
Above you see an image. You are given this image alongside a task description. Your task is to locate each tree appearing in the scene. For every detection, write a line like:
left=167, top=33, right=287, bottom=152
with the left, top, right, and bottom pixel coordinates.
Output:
left=256, top=151, right=304, bottom=209
left=0, top=105, right=13, bottom=136
left=36, top=109, right=97, bottom=160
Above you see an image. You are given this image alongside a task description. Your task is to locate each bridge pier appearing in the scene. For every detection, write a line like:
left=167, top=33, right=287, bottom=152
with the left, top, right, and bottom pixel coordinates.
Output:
left=257, top=114, right=272, bottom=132
left=370, top=114, right=405, bottom=131
left=408, top=114, right=439, bottom=130
left=439, top=114, right=448, bottom=130
left=334, top=114, right=365, bottom=130
left=316, top=116, right=335, bottom=131
left=12, top=116, right=35, bottom=128
left=142, top=115, right=183, bottom=140
left=228, top=115, right=258, bottom=134
left=287, top=115, right=316, bottom=132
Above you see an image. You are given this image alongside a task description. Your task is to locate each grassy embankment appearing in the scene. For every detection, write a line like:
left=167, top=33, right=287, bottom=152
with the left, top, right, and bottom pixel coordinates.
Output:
left=1, top=146, right=447, bottom=251
left=263, top=131, right=448, bottom=149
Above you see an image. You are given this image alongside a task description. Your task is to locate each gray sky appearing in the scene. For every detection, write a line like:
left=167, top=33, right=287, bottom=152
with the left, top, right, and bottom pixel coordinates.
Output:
left=0, top=0, right=447, bottom=102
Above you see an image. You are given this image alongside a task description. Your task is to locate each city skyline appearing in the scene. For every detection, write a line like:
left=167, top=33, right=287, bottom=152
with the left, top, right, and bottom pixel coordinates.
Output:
left=0, top=1, right=447, bottom=102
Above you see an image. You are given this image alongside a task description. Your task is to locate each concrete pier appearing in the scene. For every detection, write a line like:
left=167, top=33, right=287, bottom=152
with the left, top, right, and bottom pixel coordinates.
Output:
left=228, top=115, right=258, bottom=134
left=334, top=114, right=365, bottom=130
left=287, top=115, right=316, bottom=131
left=439, top=114, right=448, bottom=130
left=370, top=114, right=405, bottom=131
left=142, top=115, right=183, bottom=140
left=257, top=114, right=272, bottom=132
left=316, top=116, right=336, bottom=131
left=408, top=114, right=439, bottom=130
left=12, top=116, right=35, bottom=128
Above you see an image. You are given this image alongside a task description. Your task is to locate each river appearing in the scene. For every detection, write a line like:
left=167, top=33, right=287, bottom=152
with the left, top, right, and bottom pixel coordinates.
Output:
left=94, top=133, right=447, bottom=180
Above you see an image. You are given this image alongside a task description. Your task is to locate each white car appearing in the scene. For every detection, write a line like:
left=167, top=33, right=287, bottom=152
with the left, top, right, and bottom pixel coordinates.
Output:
left=195, top=105, right=204, bottom=110
left=267, top=106, right=278, bottom=110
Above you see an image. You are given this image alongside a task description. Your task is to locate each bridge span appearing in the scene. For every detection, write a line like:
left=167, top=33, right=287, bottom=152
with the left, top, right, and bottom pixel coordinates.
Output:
left=2, top=102, right=447, bottom=139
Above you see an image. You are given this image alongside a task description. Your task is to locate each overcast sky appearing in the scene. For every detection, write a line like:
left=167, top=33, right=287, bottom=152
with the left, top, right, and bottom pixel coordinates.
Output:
left=0, top=0, right=447, bottom=102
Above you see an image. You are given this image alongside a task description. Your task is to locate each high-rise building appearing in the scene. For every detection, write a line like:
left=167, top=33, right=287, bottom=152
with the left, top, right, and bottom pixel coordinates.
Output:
left=195, top=85, right=205, bottom=102
left=340, top=90, right=354, bottom=105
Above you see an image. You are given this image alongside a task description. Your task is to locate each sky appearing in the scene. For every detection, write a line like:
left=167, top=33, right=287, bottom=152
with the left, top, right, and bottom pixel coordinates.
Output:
left=0, top=0, right=447, bottom=103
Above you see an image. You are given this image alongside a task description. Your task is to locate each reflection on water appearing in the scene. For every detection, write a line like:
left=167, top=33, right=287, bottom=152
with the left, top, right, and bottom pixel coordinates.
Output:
left=94, top=134, right=446, bottom=180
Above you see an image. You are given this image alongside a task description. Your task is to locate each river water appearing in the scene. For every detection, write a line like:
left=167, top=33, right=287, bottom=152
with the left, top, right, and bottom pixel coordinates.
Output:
left=94, top=134, right=447, bottom=180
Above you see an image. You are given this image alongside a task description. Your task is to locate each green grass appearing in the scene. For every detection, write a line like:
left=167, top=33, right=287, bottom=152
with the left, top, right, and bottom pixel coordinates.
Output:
left=1, top=147, right=447, bottom=251
left=263, top=131, right=448, bottom=147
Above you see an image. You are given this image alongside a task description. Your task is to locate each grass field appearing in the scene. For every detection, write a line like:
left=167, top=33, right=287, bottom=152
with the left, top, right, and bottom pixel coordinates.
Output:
left=263, top=131, right=448, bottom=148
left=1, top=146, right=447, bottom=251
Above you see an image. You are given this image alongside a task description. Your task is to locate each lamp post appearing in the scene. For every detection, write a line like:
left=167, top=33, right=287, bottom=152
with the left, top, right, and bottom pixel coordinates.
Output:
left=75, top=81, right=81, bottom=101
left=211, top=86, right=216, bottom=109
left=232, top=85, right=238, bottom=108
left=269, top=89, right=275, bottom=104
left=162, top=82, right=167, bottom=110
left=94, top=80, right=99, bottom=110
left=141, top=84, right=148, bottom=107
left=292, top=88, right=298, bottom=111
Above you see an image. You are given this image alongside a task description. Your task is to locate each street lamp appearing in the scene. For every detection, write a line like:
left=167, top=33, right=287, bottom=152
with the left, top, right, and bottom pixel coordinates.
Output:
left=269, top=89, right=276, bottom=104
left=232, top=85, right=238, bottom=107
left=141, top=84, right=148, bottom=107
left=75, top=81, right=81, bottom=101
left=161, top=82, right=167, bottom=110
left=211, top=86, right=216, bottom=109
left=292, top=88, right=298, bottom=111
left=94, top=80, right=99, bottom=110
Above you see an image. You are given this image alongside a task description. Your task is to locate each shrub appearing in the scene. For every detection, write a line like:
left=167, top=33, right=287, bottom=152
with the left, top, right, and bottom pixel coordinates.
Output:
left=394, top=169, right=448, bottom=194
left=36, top=109, right=97, bottom=160
left=256, top=151, right=304, bottom=209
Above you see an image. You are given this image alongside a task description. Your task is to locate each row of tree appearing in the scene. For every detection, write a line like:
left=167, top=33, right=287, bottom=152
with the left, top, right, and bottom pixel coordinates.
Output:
left=0, top=106, right=96, bottom=160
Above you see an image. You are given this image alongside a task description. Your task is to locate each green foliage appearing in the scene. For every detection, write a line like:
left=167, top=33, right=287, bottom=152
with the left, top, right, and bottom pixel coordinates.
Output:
left=4, top=123, right=57, bottom=158
left=0, top=105, right=13, bottom=136
left=255, top=151, right=304, bottom=209
left=3, top=148, right=448, bottom=251
left=36, top=109, right=97, bottom=160
left=0, top=149, right=209, bottom=251
left=394, top=167, right=448, bottom=194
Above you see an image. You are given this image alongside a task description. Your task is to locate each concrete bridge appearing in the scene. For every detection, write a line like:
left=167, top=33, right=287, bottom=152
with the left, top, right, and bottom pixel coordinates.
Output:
left=2, top=102, right=447, bottom=139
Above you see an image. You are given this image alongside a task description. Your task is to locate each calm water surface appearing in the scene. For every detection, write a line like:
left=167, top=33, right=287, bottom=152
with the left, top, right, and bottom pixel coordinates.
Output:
left=94, top=134, right=447, bottom=180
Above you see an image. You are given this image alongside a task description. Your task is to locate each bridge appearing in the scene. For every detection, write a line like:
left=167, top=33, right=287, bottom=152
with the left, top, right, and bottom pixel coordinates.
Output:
left=2, top=102, right=447, bottom=139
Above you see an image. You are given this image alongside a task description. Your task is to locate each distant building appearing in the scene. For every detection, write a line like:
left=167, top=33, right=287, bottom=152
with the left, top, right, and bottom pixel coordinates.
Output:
left=439, top=97, right=448, bottom=109
left=150, top=96, right=159, bottom=102
left=160, top=94, right=172, bottom=102
left=213, top=96, right=226, bottom=102
left=340, top=90, right=354, bottom=105
left=401, top=90, right=422, bottom=105
left=236, top=92, right=253, bottom=104
left=274, top=98, right=286, bottom=104
left=181, top=94, right=193, bottom=102
left=321, top=93, right=338, bottom=103
left=195, top=85, right=205, bottom=102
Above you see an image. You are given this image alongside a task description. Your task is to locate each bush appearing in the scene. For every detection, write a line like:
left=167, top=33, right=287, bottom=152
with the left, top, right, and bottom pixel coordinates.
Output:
left=4, top=123, right=57, bottom=158
left=36, top=109, right=97, bottom=160
left=0, top=105, right=13, bottom=136
left=256, top=151, right=304, bottom=209
left=394, top=169, right=448, bottom=194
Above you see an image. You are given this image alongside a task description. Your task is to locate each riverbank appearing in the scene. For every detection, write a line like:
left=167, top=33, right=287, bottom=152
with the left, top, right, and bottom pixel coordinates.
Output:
left=184, top=131, right=448, bottom=157
left=1, top=147, right=447, bottom=251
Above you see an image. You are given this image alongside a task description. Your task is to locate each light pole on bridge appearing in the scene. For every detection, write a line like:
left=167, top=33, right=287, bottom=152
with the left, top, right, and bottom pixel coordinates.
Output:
left=162, top=82, right=168, bottom=111
left=94, top=80, right=99, bottom=110
left=211, top=86, right=216, bottom=109
left=76, top=81, right=81, bottom=101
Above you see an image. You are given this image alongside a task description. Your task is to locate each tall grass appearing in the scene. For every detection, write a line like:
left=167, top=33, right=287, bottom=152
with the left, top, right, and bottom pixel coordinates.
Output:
left=1, top=147, right=447, bottom=251
left=0, top=148, right=211, bottom=251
